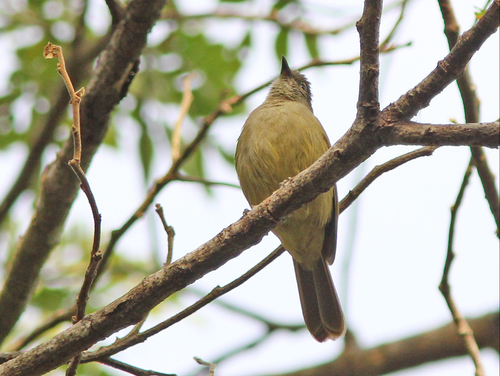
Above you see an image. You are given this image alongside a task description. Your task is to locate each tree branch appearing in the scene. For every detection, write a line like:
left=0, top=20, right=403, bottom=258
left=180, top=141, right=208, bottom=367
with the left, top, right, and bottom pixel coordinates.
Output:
left=270, top=312, right=499, bottom=376
left=339, top=146, right=437, bottom=213
left=439, top=160, right=486, bottom=376
left=355, top=0, right=382, bottom=124
left=380, top=121, right=500, bottom=148
left=80, top=247, right=285, bottom=364
left=99, top=357, right=175, bottom=376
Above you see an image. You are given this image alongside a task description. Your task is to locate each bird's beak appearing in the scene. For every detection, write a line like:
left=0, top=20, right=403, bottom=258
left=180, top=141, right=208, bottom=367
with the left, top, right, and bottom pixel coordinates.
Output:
left=281, top=56, right=293, bottom=78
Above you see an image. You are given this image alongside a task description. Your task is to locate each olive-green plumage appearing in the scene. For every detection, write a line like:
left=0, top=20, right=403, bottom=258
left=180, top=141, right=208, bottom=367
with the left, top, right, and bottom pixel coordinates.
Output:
left=235, top=57, right=346, bottom=341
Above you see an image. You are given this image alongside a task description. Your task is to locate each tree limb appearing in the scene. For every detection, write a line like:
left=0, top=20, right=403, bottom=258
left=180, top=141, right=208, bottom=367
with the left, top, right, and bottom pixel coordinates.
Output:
left=270, top=312, right=499, bottom=376
left=380, top=121, right=500, bottom=148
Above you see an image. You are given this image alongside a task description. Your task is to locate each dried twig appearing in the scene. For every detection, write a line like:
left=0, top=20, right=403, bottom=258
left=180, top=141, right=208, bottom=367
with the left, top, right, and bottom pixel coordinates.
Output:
left=439, top=161, right=486, bottom=376
left=436, top=1, right=496, bottom=374
left=100, top=357, right=175, bottom=376
left=175, top=174, right=240, bottom=189
left=12, top=308, right=74, bottom=351
left=155, top=204, right=176, bottom=265
left=339, top=146, right=437, bottom=213
left=43, top=42, right=103, bottom=376
left=172, top=72, right=196, bottom=162
left=194, top=357, right=216, bottom=376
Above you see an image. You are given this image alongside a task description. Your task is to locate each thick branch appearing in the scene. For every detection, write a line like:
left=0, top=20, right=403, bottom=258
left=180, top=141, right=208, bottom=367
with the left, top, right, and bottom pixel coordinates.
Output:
left=380, top=121, right=500, bottom=148
left=271, top=312, right=499, bottom=376
left=355, top=0, right=382, bottom=124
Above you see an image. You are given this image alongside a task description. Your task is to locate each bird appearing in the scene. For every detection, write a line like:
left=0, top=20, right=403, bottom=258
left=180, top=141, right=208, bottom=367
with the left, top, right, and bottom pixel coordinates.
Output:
left=235, top=56, right=346, bottom=342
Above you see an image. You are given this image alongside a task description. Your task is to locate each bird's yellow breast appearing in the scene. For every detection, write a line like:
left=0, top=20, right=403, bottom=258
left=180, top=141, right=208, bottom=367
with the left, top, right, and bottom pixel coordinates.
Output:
left=235, top=101, right=334, bottom=268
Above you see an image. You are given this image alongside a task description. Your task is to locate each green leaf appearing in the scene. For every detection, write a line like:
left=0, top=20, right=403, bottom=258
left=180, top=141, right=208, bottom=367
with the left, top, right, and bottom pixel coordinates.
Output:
left=217, top=145, right=235, bottom=166
left=273, top=0, right=296, bottom=11
left=275, top=27, right=289, bottom=61
left=239, top=30, right=252, bottom=49
left=137, top=32, right=242, bottom=117
left=31, top=287, right=71, bottom=311
left=138, top=118, right=153, bottom=182
left=304, top=33, right=319, bottom=59
left=182, top=145, right=212, bottom=195
left=182, top=144, right=204, bottom=179
left=102, top=121, right=118, bottom=148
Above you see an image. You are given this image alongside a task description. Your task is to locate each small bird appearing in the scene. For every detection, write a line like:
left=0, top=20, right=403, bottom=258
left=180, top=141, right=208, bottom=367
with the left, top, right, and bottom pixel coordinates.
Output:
left=235, top=57, right=346, bottom=342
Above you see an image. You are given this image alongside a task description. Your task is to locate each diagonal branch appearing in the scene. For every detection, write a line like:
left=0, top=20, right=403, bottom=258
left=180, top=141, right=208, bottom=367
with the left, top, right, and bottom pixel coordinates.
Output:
left=80, top=247, right=285, bottom=364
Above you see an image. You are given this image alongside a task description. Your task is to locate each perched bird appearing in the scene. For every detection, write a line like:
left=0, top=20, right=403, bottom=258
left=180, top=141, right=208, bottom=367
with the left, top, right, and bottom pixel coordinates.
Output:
left=235, top=56, right=345, bottom=342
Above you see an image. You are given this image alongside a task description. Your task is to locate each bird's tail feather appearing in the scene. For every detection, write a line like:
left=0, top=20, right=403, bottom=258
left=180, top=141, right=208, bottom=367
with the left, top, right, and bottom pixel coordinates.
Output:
left=294, top=258, right=346, bottom=342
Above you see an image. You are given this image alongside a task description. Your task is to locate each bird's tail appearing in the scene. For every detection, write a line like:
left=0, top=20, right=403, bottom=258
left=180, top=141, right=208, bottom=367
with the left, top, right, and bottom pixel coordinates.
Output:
left=294, top=257, right=346, bottom=342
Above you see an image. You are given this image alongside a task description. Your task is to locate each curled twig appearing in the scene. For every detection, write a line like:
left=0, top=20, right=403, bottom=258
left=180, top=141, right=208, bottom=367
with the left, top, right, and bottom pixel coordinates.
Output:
left=44, top=42, right=102, bottom=376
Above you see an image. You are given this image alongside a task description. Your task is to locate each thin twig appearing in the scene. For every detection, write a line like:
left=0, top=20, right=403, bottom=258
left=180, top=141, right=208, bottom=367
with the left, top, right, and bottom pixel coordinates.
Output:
left=172, top=72, right=196, bottom=162
left=379, top=0, right=410, bottom=50
left=155, top=204, right=176, bottom=265
left=100, top=357, right=176, bottom=376
left=437, top=1, right=495, bottom=374
left=82, top=246, right=285, bottom=363
left=339, top=146, right=437, bottom=213
left=194, top=357, right=216, bottom=376
left=439, top=160, right=486, bottom=376
left=187, top=287, right=304, bottom=333
left=44, top=42, right=103, bottom=376
left=163, top=0, right=408, bottom=37
left=175, top=174, right=240, bottom=189
left=11, top=308, right=74, bottom=351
